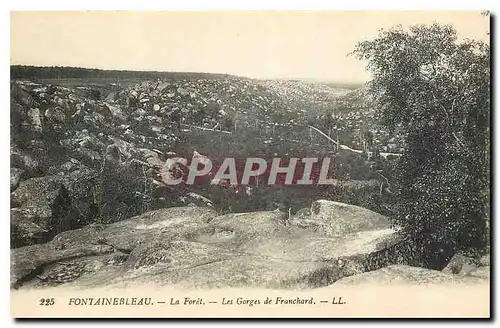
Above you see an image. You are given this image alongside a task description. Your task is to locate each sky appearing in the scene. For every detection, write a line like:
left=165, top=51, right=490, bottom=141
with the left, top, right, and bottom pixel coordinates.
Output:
left=10, top=11, right=490, bottom=83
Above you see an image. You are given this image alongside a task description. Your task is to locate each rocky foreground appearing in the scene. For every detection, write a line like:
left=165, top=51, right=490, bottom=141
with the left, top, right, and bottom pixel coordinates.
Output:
left=11, top=200, right=489, bottom=290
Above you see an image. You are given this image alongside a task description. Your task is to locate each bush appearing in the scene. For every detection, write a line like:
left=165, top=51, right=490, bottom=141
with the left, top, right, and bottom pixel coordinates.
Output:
left=353, top=23, right=490, bottom=267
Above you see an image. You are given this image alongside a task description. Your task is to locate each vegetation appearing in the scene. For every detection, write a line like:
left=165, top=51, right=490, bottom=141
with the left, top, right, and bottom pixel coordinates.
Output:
left=352, top=23, right=490, bottom=267
left=10, top=65, right=240, bottom=81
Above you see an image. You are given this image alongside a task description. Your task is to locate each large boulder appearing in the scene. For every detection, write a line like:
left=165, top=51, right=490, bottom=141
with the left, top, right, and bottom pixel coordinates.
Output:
left=26, top=108, right=43, bottom=133
left=44, top=107, right=67, bottom=124
left=479, top=253, right=490, bottom=267
left=10, top=243, right=115, bottom=289
left=466, top=266, right=490, bottom=279
left=60, top=130, right=107, bottom=166
left=442, top=254, right=480, bottom=275
left=101, top=103, right=127, bottom=121
left=11, top=206, right=218, bottom=288
left=10, top=143, right=46, bottom=178
left=11, top=204, right=404, bottom=290
left=51, top=206, right=218, bottom=251
left=10, top=167, right=24, bottom=191
left=290, top=200, right=391, bottom=236
left=46, top=158, right=87, bottom=176
left=10, top=167, right=100, bottom=248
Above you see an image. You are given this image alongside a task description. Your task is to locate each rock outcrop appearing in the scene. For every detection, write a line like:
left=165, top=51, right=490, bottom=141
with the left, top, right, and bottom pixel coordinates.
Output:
left=11, top=206, right=217, bottom=288
left=11, top=202, right=405, bottom=290
left=291, top=200, right=391, bottom=236
left=10, top=167, right=23, bottom=191
left=466, top=266, right=490, bottom=279
left=335, top=265, right=488, bottom=285
left=479, top=253, right=490, bottom=267
left=442, top=254, right=481, bottom=275
left=10, top=167, right=100, bottom=248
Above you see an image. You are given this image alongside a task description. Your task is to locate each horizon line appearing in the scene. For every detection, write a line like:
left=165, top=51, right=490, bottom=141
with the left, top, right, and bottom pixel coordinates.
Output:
left=10, top=64, right=369, bottom=85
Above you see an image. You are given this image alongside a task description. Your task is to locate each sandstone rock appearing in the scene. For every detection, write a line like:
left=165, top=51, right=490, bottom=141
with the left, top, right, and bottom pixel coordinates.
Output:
left=11, top=142, right=54, bottom=176
left=74, top=147, right=102, bottom=164
left=11, top=242, right=114, bottom=289
left=11, top=206, right=403, bottom=290
left=335, top=265, right=487, bottom=285
left=98, top=213, right=399, bottom=289
left=27, top=108, right=43, bottom=133
left=10, top=168, right=100, bottom=247
left=179, top=192, right=213, bottom=207
left=293, top=200, right=391, bottom=236
left=10, top=167, right=24, bottom=191
left=442, top=254, right=480, bottom=275
left=46, top=158, right=87, bottom=176
left=11, top=140, right=43, bottom=170
left=131, top=148, right=164, bottom=167
left=51, top=206, right=218, bottom=251
left=105, top=92, right=117, bottom=102
left=106, top=137, right=134, bottom=159
left=102, top=103, right=126, bottom=121
left=61, top=130, right=106, bottom=152
left=60, top=130, right=107, bottom=166
left=11, top=206, right=218, bottom=288
left=10, top=208, right=49, bottom=246
left=44, top=107, right=66, bottom=123
left=466, top=266, right=490, bottom=279
left=479, top=253, right=490, bottom=267
left=11, top=84, right=38, bottom=108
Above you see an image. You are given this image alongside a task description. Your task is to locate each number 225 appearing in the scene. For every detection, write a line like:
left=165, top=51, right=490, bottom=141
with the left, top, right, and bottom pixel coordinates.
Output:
left=39, top=298, right=55, bottom=306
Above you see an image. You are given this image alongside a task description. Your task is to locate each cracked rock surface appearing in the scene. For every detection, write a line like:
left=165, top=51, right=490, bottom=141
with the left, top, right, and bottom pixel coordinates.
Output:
left=12, top=204, right=409, bottom=290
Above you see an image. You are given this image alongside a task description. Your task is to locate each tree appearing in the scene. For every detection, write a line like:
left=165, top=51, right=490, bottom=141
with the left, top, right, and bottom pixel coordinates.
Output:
left=352, top=23, right=490, bottom=268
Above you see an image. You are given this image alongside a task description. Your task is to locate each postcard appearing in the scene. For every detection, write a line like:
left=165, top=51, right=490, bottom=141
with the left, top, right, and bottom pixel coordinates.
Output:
left=10, top=10, right=491, bottom=318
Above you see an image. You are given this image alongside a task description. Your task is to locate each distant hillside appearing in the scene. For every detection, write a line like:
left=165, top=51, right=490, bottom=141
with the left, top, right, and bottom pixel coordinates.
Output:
left=10, top=65, right=243, bottom=81
left=10, top=66, right=403, bottom=152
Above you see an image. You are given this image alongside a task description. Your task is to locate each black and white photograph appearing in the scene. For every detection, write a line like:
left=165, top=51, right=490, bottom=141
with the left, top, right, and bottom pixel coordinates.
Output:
left=8, top=10, right=491, bottom=318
